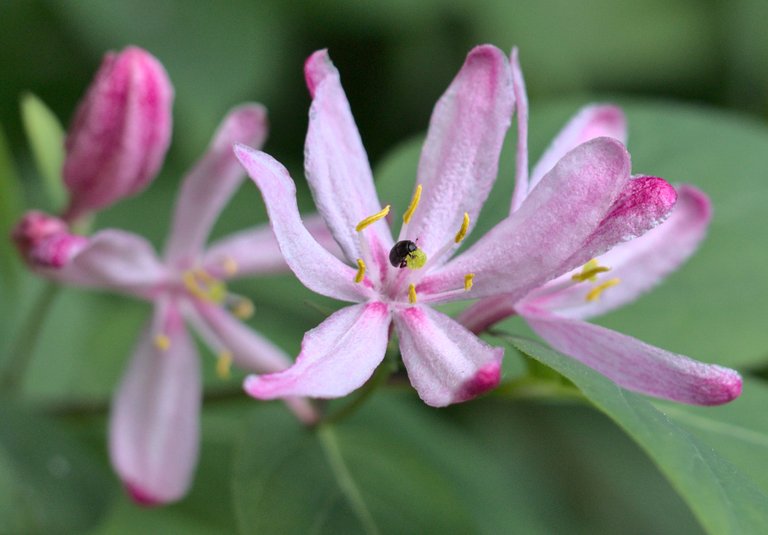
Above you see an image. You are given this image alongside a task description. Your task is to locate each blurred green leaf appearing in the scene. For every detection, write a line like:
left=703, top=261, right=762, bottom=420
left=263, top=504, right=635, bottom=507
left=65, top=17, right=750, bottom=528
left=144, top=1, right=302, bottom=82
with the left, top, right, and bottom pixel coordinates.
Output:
left=503, top=334, right=768, bottom=535
left=20, top=93, right=66, bottom=211
left=0, top=404, right=113, bottom=534
left=232, top=394, right=546, bottom=534
left=0, top=123, right=23, bottom=293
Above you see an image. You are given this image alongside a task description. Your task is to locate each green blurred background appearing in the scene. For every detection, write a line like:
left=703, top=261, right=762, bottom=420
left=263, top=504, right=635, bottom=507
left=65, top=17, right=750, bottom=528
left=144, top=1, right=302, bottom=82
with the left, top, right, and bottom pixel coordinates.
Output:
left=2, top=1, right=768, bottom=534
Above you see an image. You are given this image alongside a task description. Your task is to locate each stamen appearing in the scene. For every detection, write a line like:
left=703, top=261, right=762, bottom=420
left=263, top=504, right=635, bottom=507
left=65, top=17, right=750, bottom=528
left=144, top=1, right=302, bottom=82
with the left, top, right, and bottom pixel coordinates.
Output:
left=586, top=278, right=621, bottom=302
left=464, top=273, right=474, bottom=291
left=402, top=185, right=422, bottom=224
left=222, top=256, right=239, bottom=277
left=572, top=259, right=610, bottom=283
left=354, top=258, right=366, bottom=283
left=408, top=283, right=417, bottom=304
left=355, top=205, right=391, bottom=232
left=154, top=334, right=171, bottom=351
left=216, top=351, right=233, bottom=379
left=231, top=298, right=254, bottom=320
left=183, top=269, right=227, bottom=303
left=454, top=212, right=470, bottom=243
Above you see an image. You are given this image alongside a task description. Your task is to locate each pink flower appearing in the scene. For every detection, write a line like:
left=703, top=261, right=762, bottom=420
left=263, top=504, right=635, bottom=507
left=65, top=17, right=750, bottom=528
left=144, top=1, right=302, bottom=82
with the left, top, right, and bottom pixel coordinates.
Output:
left=21, top=105, right=321, bottom=505
left=458, top=49, right=741, bottom=406
left=234, top=45, right=683, bottom=408
left=62, top=47, right=174, bottom=221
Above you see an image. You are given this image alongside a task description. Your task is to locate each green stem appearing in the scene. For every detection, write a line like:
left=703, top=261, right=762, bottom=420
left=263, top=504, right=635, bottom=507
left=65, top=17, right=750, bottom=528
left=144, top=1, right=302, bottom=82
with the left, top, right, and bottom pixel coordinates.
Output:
left=0, top=282, right=60, bottom=395
left=494, top=377, right=587, bottom=403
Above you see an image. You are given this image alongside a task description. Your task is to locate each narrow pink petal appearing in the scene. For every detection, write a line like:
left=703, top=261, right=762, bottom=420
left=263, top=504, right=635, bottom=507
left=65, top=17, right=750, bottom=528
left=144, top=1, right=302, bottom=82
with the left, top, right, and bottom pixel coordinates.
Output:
left=244, top=302, right=391, bottom=399
left=164, top=105, right=269, bottom=266
left=457, top=293, right=518, bottom=334
left=202, top=214, right=338, bottom=279
left=40, top=229, right=167, bottom=298
left=521, top=308, right=742, bottom=405
left=421, top=137, right=631, bottom=303
left=304, top=50, right=392, bottom=269
left=528, top=104, right=627, bottom=194
left=64, top=47, right=173, bottom=220
left=109, top=304, right=201, bottom=505
left=235, top=145, right=373, bottom=303
left=509, top=47, right=530, bottom=214
left=524, top=185, right=710, bottom=319
left=393, top=306, right=503, bottom=407
left=399, top=45, right=514, bottom=263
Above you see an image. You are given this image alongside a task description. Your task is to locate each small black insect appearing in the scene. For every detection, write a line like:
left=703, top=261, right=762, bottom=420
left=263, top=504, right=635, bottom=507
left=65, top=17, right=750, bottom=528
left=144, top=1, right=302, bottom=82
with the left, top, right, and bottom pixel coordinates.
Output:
left=389, top=240, right=418, bottom=268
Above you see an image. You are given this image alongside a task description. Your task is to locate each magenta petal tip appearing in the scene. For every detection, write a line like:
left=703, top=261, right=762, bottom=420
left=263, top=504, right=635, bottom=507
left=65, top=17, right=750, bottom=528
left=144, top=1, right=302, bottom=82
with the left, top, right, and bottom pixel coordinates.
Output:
left=304, top=49, right=333, bottom=98
left=125, top=483, right=163, bottom=507
left=454, top=358, right=502, bottom=403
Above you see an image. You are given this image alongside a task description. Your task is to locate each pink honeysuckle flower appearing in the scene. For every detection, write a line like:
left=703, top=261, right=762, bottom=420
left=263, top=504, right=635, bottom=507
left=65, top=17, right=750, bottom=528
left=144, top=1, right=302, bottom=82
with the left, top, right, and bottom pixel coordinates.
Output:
left=458, top=49, right=741, bottom=406
left=15, top=105, right=323, bottom=505
left=62, top=46, right=173, bottom=222
left=234, top=45, right=686, bottom=408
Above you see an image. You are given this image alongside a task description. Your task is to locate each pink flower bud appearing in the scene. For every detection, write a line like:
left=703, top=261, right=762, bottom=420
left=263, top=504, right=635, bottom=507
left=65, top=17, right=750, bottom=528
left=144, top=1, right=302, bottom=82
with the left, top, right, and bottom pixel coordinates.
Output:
left=62, top=47, right=174, bottom=221
left=12, top=211, right=86, bottom=267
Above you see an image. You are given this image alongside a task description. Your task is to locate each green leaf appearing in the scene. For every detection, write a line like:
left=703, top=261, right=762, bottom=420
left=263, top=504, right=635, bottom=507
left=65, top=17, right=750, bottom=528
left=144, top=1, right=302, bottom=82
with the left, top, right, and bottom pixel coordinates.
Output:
left=502, top=334, right=768, bottom=535
left=232, top=394, right=546, bottom=535
left=0, top=404, right=114, bottom=534
left=0, top=123, right=24, bottom=293
left=20, top=92, right=67, bottom=211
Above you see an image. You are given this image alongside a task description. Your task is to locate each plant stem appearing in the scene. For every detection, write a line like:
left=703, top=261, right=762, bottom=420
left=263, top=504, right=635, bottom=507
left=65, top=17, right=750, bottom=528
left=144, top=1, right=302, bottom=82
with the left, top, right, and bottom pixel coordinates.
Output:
left=0, top=282, right=60, bottom=395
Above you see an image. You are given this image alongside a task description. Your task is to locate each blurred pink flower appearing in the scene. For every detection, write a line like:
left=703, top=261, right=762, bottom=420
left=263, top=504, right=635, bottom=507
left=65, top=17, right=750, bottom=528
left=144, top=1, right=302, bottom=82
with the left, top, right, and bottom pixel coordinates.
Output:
left=235, top=45, right=682, bottom=408
left=458, top=49, right=741, bottom=406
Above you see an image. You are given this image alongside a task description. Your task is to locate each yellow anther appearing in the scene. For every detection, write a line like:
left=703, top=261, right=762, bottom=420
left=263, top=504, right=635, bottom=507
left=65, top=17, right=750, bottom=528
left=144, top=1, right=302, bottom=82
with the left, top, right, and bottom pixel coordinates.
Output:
left=232, top=298, right=254, bottom=320
left=354, top=258, right=366, bottom=283
left=183, top=269, right=226, bottom=303
left=222, top=256, right=239, bottom=277
left=154, top=334, right=171, bottom=351
left=586, top=278, right=621, bottom=302
left=454, top=212, right=470, bottom=244
left=402, top=184, right=422, bottom=224
left=216, top=351, right=233, bottom=379
left=408, top=283, right=417, bottom=304
left=464, top=273, right=474, bottom=291
left=355, top=205, right=391, bottom=232
left=572, top=259, right=610, bottom=283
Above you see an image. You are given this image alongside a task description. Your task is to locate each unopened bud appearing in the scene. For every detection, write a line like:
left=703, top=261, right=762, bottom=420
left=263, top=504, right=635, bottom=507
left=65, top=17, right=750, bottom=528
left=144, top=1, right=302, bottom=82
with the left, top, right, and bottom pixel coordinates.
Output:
left=63, top=46, right=173, bottom=220
left=12, top=211, right=86, bottom=268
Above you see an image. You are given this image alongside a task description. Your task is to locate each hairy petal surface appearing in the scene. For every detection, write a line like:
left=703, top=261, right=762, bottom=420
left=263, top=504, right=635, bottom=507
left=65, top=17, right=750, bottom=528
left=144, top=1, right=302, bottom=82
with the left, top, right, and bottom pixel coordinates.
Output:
left=243, top=302, right=390, bottom=399
left=526, top=185, right=710, bottom=319
left=235, top=145, right=372, bottom=302
left=528, top=105, right=627, bottom=194
left=109, top=305, right=201, bottom=505
left=509, top=47, right=530, bottom=213
left=165, top=105, right=268, bottom=266
left=304, top=50, right=392, bottom=267
left=400, top=45, right=514, bottom=261
left=521, top=308, right=742, bottom=405
left=421, top=138, right=631, bottom=303
left=393, top=306, right=503, bottom=407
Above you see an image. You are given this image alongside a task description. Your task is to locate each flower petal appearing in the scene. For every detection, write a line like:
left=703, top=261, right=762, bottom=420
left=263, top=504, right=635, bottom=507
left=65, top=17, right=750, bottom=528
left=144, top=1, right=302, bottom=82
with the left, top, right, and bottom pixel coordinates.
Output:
left=524, top=185, right=710, bottom=319
left=243, top=302, right=390, bottom=399
left=528, top=104, right=627, bottom=194
left=304, top=50, right=392, bottom=268
left=42, top=229, right=167, bottom=297
left=164, top=104, right=268, bottom=266
left=399, top=45, right=514, bottom=262
left=521, top=308, right=742, bottom=405
left=202, top=214, right=338, bottom=279
left=109, top=303, right=201, bottom=505
left=421, top=137, right=631, bottom=303
left=393, top=305, right=503, bottom=407
left=509, top=47, right=530, bottom=213
left=235, top=144, right=373, bottom=302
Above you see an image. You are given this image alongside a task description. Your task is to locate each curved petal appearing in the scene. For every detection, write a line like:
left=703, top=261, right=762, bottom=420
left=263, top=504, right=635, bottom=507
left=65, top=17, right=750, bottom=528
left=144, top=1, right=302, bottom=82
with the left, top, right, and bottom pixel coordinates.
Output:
left=304, top=50, right=392, bottom=269
left=164, top=105, right=269, bottom=266
left=399, top=45, right=514, bottom=263
left=109, top=303, right=201, bottom=505
left=420, top=137, right=631, bottom=304
left=42, top=229, right=167, bottom=298
left=235, top=145, right=373, bottom=303
left=202, top=214, right=338, bottom=279
left=393, top=305, right=503, bottom=407
left=524, top=185, right=710, bottom=319
left=243, top=302, right=391, bottom=399
left=509, top=47, right=530, bottom=213
left=521, top=308, right=741, bottom=405
left=528, top=104, right=627, bottom=194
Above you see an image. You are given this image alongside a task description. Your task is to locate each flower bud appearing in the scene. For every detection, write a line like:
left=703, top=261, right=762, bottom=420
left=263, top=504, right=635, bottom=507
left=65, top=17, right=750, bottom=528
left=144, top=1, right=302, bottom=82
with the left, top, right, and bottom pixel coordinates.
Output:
left=62, top=47, right=174, bottom=221
left=12, top=211, right=86, bottom=268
